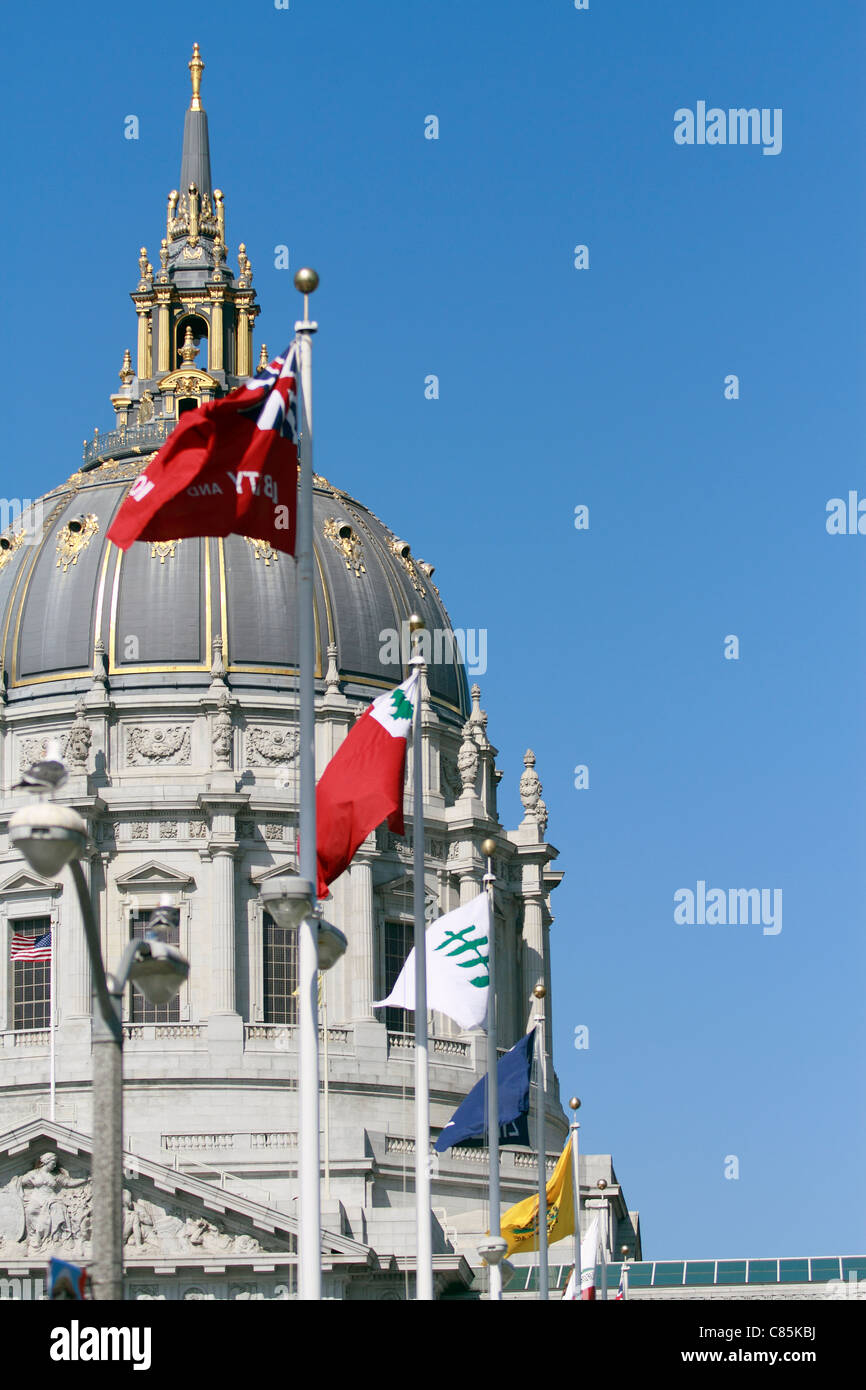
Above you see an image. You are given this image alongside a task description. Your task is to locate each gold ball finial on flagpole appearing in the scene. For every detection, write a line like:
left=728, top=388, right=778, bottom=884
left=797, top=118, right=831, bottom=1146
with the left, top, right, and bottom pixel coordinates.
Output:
left=294, top=268, right=319, bottom=294
left=569, top=1096, right=581, bottom=1111
left=597, top=1178, right=607, bottom=1190
left=533, top=983, right=546, bottom=999
left=481, top=837, right=497, bottom=858
left=294, top=268, right=319, bottom=327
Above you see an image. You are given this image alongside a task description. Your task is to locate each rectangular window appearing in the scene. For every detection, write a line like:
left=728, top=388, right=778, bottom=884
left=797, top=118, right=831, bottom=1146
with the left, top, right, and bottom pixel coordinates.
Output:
left=130, top=909, right=181, bottom=1024
left=11, top=916, right=52, bottom=1031
left=379, top=920, right=414, bottom=1034
left=263, top=911, right=298, bottom=1026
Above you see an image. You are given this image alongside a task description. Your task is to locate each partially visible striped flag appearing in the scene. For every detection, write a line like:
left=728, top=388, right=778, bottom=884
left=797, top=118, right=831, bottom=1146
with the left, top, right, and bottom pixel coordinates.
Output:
left=10, top=930, right=51, bottom=961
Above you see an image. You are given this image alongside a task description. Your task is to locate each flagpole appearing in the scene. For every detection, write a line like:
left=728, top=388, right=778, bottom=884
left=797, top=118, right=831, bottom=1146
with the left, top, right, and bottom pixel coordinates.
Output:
left=322, top=975, right=330, bottom=1200
left=533, top=982, right=548, bottom=1300
left=409, top=616, right=433, bottom=1301
left=49, top=923, right=56, bottom=1121
left=621, top=1245, right=630, bottom=1300
left=294, top=267, right=321, bottom=1301
left=598, top=1178, right=609, bottom=1300
left=481, top=838, right=503, bottom=1301
left=569, top=1096, right=581, bottom=1292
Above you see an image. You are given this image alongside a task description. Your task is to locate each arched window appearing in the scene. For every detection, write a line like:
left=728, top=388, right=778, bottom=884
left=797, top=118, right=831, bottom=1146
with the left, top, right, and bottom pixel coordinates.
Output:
left=174, top=313, right=209, bottom=371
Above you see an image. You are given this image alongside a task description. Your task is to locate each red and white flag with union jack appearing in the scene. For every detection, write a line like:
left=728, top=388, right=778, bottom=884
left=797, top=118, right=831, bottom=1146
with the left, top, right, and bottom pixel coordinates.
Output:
left=107, top=343, right=300, bottom=555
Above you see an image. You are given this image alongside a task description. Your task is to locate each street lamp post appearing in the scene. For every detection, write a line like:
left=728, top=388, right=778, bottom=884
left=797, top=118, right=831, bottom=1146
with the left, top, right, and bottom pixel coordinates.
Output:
left=260, top=874, right=347, bottom=1298
left=9, top=796, right=189, bottom=1301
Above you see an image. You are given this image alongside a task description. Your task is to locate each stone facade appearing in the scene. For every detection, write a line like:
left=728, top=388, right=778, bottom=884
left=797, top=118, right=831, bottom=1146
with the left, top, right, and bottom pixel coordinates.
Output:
left=0, top=45, right=639, bottom=1298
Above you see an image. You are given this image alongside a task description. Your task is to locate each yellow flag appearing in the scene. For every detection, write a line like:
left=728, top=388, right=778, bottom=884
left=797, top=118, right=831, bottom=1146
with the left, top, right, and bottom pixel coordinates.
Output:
left=500, top=1140, right=574, bottom=1257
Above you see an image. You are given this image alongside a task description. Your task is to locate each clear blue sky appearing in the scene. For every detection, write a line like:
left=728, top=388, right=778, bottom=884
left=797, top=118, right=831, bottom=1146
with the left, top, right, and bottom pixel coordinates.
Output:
left=1, top=0, right=864, bottom=1260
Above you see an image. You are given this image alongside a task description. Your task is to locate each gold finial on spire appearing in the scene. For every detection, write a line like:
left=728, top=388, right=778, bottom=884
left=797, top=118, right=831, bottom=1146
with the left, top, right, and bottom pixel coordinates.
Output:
left=179, top=325, right=199, bottom=365
left=258, top=344, right=269, bottom=371
left=189, top=43, right=204, bottom=111
left=119, top=349, right=134, bottom=387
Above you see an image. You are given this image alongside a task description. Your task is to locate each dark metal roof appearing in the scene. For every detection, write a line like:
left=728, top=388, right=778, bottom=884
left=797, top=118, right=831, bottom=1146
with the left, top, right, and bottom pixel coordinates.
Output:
left=0, top=460, right=469, bottom=719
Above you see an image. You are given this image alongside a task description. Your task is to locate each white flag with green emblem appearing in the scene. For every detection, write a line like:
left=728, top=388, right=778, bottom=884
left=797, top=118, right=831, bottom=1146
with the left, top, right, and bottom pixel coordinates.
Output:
left=374, top=891, right=491, bottom=1030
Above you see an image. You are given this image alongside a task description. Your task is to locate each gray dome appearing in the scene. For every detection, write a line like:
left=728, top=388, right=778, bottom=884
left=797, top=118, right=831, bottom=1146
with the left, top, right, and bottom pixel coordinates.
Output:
left=0, top=456, right=469, bottom=718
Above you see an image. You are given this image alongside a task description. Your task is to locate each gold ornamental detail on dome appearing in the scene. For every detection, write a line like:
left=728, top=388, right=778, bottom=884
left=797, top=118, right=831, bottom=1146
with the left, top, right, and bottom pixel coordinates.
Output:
left=388, top=536, right=426, bottom=596
left=0, top=530, right=25, bottom=571
left=150, top=539, right=182, bottom=564
left=245, top=537, right=279, bottom=566
left=323, top=518, right=365, bottom=578
left=56, top=514, right=99, bottom=573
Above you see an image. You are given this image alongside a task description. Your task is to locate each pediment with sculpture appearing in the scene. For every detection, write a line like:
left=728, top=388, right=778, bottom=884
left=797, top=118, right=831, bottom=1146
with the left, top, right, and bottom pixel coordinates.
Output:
left=0, top=1124, right=298, bottom=1265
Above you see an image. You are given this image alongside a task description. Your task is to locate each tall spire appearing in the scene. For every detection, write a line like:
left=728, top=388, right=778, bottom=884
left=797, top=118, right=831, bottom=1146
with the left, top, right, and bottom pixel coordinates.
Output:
left=180, top=42, right=212, bottom=199
left=82, top=46, right=264, bottom=469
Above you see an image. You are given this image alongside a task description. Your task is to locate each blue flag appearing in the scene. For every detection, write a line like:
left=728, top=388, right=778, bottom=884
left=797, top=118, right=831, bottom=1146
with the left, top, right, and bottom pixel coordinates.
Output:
left=434, top=1028, right=535, bottom=1152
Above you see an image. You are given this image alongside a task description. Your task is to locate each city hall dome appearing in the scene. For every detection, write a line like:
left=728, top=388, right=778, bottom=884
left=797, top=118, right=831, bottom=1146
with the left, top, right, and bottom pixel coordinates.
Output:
left=0, top=464, right=469, bottom=715
left=0, top=35, right=466, bottom=719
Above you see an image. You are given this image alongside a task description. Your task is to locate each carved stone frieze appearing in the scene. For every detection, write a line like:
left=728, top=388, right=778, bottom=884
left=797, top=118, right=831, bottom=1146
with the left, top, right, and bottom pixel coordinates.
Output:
left=18, top=709, right=92, bottom=774
left=0, top=1151, right=270, bottom=1260
left=246, top=726, right=299, bottom=766
left=126, top=725, right=191, bottom=765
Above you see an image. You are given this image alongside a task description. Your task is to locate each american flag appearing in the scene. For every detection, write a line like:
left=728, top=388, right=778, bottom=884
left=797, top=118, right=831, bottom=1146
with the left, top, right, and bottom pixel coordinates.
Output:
left=10, top=930, right=52, bottom=961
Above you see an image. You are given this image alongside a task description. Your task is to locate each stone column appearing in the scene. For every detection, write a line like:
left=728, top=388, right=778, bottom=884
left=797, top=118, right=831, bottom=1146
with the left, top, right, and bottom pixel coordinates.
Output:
left=521, top=893, right=545, bottom=1034
left=210, top=847, right=237, bottom=1014
left=459, top=871, right=481, bottom=907
left=351, top=857, right=375, bottom=1021
left=61, top=853, right=93, bottom=1020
